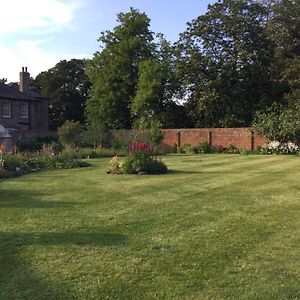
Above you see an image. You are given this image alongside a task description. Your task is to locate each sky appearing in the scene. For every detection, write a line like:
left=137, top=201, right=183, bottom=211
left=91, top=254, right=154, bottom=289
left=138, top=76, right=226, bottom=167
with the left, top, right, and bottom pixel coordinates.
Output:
left=0, top=0, right=216, bottom=82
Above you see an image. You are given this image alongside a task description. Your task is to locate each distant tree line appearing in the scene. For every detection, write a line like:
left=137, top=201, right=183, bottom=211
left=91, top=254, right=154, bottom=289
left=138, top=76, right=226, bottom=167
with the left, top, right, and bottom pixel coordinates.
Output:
left=32, top=0, right=300, bottom=142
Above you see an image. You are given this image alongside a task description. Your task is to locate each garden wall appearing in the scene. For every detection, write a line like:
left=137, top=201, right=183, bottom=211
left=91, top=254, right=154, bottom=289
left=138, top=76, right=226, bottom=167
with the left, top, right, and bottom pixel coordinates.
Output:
left=161, top=128, right=268, bottom=151
left=111, top=128, right=268, bottom=151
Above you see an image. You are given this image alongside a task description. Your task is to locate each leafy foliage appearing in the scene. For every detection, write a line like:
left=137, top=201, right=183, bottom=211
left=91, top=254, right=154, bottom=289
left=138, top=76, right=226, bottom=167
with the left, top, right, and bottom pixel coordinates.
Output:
left=107, top=152, right=167, bottom=175
left=16, top=136, right=60, bottom=152
left=58, top=120, right=83, bottom=148
left=177, top=0, right=277, bottom=127
left=260, top=140, right=299, bottom=155
left=3, top=153, right=90, bottom=174
left=33, top=59, right=91, bottom=130
left=252, top=103, right=300, bottom=142
left=198, top=142, right=214, bottom=154
left=86, top=8, right=155, bottom=129
left=132, top=117, right=164, bottom=147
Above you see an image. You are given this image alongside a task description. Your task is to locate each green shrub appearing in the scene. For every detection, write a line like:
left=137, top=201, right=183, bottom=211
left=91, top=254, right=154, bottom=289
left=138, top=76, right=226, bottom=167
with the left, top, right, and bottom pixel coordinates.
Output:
left=58, top=120, right=83, bottom=149
left=111, top=131, right=129, bottom=150
left=172, top=144, right=178, bottom=153
left=3, top=153, right=90, bottom=174
left=124, top=152, right=167, bottom=174
left=252, top=103, right=300, bottom=142
left=62, top=148, right=127, bottom=159
left=239, top=148, right=250, bottom=155
left=198, top=142, right=213, bottom=153
left=16, top=136, right=59, bottom=152
left=225, top=144, right=240, bottom=154
left=182, top=144, right=194, bottom=154
left=107, top=152, right=167, bottom=175
left=3, top=155, right=24, bottom=172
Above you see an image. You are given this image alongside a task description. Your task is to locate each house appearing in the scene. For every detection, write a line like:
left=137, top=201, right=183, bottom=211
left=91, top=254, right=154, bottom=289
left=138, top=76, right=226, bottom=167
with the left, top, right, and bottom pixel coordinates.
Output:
left=0, top=67, right=49, bottom=147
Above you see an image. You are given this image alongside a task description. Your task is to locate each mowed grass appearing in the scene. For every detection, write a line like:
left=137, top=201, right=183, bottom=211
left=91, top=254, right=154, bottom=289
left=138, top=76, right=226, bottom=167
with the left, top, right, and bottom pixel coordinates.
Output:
left=1, top=154, right=300, bottom=300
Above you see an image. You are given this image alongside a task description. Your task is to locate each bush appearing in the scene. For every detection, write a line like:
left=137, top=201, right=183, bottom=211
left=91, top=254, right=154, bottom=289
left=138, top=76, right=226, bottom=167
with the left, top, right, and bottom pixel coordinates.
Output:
left=2, top=153, right=90, bottom=174
left=124, top=152, right=167, bottom=174
left=111, top=131, right=130, bottom=150
left=132, top=117, right=164, bottom=147
left=224, top=144, right=240, bottom=154
left=252, top=103, right=300, bottom=142
left=198, top=142, right=213, bottom=154
left=58, top=120, right=83, bottom=149
left=61, top=147, right=127, bottom=159
left=182, top=144, right=194, bottom=154
left=107, top=152, right=167, bottom=175
left=239, top=148, right=250, bottom=155
left=16, top=136, right=59, bottom=152
left=260, top=141, right=299, bottom=155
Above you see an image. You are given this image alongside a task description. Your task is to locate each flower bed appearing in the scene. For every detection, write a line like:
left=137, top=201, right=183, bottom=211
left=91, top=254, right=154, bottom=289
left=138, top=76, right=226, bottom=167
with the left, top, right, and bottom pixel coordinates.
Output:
left=1, top=153, right=90, bottom=178
left=107, top=142, right=167, bottom=175
left=260, top=141, right=299, bottom=155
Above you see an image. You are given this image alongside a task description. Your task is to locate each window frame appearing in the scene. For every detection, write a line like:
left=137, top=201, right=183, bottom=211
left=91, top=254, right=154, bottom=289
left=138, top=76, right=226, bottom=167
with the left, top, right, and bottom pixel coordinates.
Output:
left=2, top=101, right=11, bottom=118
left=20, top=102, right=29, bottom=119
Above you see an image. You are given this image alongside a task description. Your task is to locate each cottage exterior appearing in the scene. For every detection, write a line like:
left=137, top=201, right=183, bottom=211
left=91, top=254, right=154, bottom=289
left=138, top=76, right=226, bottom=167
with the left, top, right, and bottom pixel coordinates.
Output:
left=0, top=68, right=48, bottom=146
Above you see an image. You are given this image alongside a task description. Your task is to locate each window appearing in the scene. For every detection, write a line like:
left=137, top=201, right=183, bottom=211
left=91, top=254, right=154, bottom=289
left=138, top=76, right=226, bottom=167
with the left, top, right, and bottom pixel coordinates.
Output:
left=2, top=101, right=11, bottom=118
left=20, top=103, right=29, bottom=119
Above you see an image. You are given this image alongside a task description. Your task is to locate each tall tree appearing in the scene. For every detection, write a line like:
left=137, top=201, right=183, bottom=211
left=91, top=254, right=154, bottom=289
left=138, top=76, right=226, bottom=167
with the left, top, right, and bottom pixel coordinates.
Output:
left=266, top=0, right=300, bottom=108
left=86, top=8, right=156, bottom=129
left=131, top=36, right=181, bottom=126
left=33, top=59, right=91, bottom=130
left=178, top=0, right=277, bottom=127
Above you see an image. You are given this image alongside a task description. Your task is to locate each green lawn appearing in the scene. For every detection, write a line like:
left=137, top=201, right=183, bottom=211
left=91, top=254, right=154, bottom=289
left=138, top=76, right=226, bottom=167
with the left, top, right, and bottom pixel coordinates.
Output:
left=1, top=154, right=300, bottom=300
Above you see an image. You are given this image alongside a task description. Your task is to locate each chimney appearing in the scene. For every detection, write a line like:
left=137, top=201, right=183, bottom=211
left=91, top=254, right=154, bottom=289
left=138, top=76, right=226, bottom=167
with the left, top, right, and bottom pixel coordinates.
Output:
left=19, top=67, right=30, bottom=95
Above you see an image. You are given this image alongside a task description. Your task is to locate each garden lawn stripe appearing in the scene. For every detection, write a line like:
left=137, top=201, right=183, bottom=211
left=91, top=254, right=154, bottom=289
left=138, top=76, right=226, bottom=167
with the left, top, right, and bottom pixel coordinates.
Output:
left=0, top=155, right=299, bottom=299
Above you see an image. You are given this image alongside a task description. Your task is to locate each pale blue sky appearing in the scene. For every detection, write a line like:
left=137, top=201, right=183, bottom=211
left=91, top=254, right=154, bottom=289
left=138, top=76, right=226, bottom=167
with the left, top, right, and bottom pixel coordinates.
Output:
left=0, top=0, right=216, bottom=82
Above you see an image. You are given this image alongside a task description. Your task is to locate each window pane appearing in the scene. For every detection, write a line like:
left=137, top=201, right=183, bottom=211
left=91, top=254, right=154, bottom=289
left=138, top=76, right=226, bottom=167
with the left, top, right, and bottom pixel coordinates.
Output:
left=20, top=103, right=28, bottom=118
left=3, top=101, right=11, bottom=118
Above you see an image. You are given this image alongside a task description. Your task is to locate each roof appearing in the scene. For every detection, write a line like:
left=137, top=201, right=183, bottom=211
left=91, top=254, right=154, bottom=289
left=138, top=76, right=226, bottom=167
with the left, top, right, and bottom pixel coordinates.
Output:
left=0, top=82, right=47, bottom=101
left=0, top=124, right=11, bottom=138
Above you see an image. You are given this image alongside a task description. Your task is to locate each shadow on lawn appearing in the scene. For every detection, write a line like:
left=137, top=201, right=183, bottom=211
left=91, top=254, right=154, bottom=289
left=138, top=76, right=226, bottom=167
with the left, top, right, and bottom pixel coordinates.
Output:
left=0, top=188, right=80, bottom=209
left=1, top=231, right=127, bottom=247
left=167, top=169, right=202, bottom=175
left=0, top=230, right=127, bottom=299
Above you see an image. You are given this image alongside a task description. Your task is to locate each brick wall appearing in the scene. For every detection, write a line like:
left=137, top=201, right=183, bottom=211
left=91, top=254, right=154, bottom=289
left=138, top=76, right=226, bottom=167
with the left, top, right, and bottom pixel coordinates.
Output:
left=161, top=128, right=268, bottom=151
left=112, top=128, right=268, bottom=151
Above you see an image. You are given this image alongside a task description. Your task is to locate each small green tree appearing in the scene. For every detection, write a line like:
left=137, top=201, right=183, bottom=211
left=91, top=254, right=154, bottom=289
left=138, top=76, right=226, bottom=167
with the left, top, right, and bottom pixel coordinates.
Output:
left=58, top=120, right=83, bottom=149
left=149, top=119, right=164, bottom=147
left=132, top=117, right=164, bottom=147
left=252, top=103, right=300, bottom=142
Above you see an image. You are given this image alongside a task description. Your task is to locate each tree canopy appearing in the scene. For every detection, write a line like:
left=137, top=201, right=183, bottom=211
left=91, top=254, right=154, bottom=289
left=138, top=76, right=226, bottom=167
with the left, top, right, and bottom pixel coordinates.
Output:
left=177, top=0, right=278, bottom=127
left=32, top=2, right=299, bottom=141
left=33, top=59, right=91, bottom=130
left=86, top=8, right=156, bottom=130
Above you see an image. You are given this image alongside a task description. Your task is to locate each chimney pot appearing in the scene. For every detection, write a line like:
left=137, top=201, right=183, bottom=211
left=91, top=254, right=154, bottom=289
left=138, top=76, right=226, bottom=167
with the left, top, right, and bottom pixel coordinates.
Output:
left=19, top=67, right=30, bottom=95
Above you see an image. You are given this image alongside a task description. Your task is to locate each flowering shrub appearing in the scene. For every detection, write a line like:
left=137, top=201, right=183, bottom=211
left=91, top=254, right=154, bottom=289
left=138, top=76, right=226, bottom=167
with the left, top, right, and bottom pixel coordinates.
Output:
left=0, top=158, right=4, bottom=168
left=0, top=144, right=5, bottom=168
left=107, top=142, right=167, bottom=175
left=128, top=141, right=153, bottom=154
left=2, top=153, right=90, bottom=175
left=124, top=152, right=167, bottom=174
left=261, top=141, right=299, bottom=155
left=107, top=156, right=124, bottom=174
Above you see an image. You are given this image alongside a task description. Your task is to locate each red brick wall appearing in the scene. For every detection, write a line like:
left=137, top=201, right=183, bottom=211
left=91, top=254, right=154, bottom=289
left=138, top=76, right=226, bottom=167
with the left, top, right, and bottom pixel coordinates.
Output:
left=111, top=128, right=268, bottom=151
left=161, top=128, right=268, bottom=151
